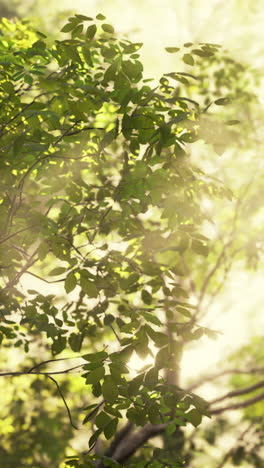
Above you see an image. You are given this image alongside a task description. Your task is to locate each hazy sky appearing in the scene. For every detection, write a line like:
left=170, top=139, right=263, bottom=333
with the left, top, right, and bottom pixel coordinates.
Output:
left=29, top=0, right=264, bottom=78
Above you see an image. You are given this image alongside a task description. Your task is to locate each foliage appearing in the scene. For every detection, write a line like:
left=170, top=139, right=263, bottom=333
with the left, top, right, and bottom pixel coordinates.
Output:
left=0, top=14, right=263, bottom=468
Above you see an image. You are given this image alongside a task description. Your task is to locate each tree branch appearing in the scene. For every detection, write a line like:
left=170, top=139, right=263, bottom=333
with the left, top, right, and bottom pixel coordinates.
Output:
left=103, top=422, right=133, bottom=458
left=187, top=366, right=264, bottom=392
left=209, top=380, right=264, bottom=405
left=111, top=423, right=167, bottom=463
left=210, top=391, right=264, bottom=415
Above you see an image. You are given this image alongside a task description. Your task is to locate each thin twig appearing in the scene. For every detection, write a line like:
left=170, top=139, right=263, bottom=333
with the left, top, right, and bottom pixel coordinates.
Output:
left=46, top=374, right=78, bottom=429
left=27, top=356, right=83, bottom=373
left=0, top=368, right=84, bottom=430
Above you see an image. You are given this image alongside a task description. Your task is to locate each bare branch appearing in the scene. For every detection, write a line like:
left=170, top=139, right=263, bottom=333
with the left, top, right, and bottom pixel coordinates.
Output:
left=27, top=356, right=83, bottom=373
left=0, top=366, right=84, bottom=377
left=210, top=391, right=264, bottom=415
left=112, top=423, right=167, bottom=463
left=187, top=366, right=264, bottom=392
left=24, top=271, right=66, bottom=284
left=3, top=248, right=39, bottom=290
left=198, top=238, right=233, bottom=307
left=210, top=380, right=264, bottom=405
left=0, top=225, right=36, bottom=245
left=104, top=422, right=133, bottom=458
left=52, top=119, right=82, bottom=146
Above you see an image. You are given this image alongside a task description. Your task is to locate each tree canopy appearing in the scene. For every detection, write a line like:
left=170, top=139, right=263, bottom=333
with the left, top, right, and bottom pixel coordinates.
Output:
left=0, top=14, right=263, bottom=468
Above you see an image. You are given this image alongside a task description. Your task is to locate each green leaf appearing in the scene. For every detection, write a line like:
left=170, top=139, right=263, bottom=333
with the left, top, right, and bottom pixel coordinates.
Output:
left=183, top=53, right=194, bottom=66
left=89, top=428, right=102, bottom=447
left=92, top=382, right=102, bottom=397
left=155, top=346, right=170, bottom=369
left=225, top=120, right=240, bottom=125
left=193, top=48, right=214, bottom=57
left=102, top=24, right=115, bottom=34
left=86, top=24, right=97, bottom=40
left=215, top=98, right=231, bottom=106
left=166, top=422, right=176, bottom=435
left=38, top=241, right=50, bottom=261
left=61, top=23, right=76, bottom=33
left=102, top=47, right=117, bottom=59
left=102, top=376, right=118, bottom=403
left=142, top=312, right=162, bottom=326
left=80, top=278, right=98, bottom=297
left=96, top=13, right=106, bottom=20
left=64, top=272, right=77, bottom=293
left=104, top=418, right=118, bottom=439
left=122, top=42, right=143, bottom=54
left=82, top=45, right=93, bottom=66
left=72, top=24, right=83, bottom=38
left=36, top=31, right=47, bottom=38
left=52, top=336, right=67, bottom=355
left=82, top=351, right=108, bottom=361
left=86, top=366, right=105, bottom=384
left=204, top=328, right=220, bottom=340
left=95, top=411, right=111, bottom=428
left=165, top=47, right=180, bottom=53
left=141, top=289, right=152, bottom=305
left=104, top=62, right=118, bottom=81
left=192, top=328, right=204, bottom=340
left=69, top=333, right=83, bottom=352
left=104, top=314, right=115, bottom=325
left=75, top=14, right=93, bottom=21
left=123, top=60, right=143, bottom=81
left=145, top=367, right=159, bottom=386
left=148, top=403, right=160, bottom=424
left=48, top=267, right=66, bottom=276
left=83, top=405, right=100, bottom=424
left=192, top=240, right=209, bottom=256
left=185, top=408, right=202, bottom=427
left=152, top=331, right=168, bottom=347
left=176, top=307, right=192, bottom=318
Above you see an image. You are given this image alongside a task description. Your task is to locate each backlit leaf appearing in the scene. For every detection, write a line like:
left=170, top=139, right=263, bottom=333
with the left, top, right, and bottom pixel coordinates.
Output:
left=165, top=47, right=180, bottom=53
left=183, top=53, right=194, bottom=66
left=86, top=24, right=97, bottom=40
left=102, top=376, right=118, bottom=403
left=64, top=272, right=77, bottom=293
left=86, top=366, right=105, bottom=384
left=102, top=24, right=115, bottom=34
left=104, top=418, right=118, bottom=439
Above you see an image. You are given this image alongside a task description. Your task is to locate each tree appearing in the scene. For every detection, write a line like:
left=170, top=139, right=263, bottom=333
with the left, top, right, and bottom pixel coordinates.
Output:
left=0, top=14, right=263, bottom=468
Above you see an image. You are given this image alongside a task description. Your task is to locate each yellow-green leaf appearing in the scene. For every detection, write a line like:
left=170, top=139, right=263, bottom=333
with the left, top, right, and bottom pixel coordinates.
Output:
left=183, top=53, right=194, bottom=66
left=102, top=24, right=115, bottom=34
left=64, top=272, right=77, bottom=293
left=86, top=24, right=97, bottom=40
left=104, top=418, right=118, bottom=439
left=86, top=366, right=105, bottom=385
left=102, top=376, right=118, bottom=403
left=165, top=47, right=180, bottom=53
